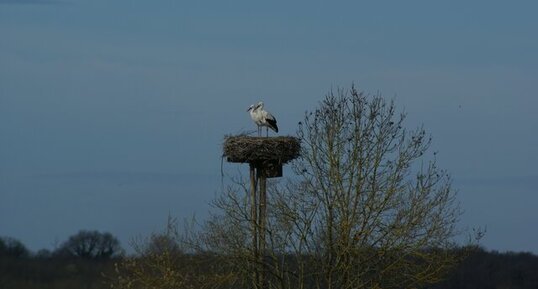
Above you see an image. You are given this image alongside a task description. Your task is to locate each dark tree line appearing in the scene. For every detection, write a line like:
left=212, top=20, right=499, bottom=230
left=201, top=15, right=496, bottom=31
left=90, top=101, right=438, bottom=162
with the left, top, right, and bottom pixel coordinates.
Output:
left=3, top=234, right=538, bottom=289
left=0, top=237, right=30, bottom=259
left=0, top=231, right=122, bottom=289
left=430, top=247, right=538, bottom=289
left=53, top=230, right=123, bottom=259
left=0, top=230, right=123, bottom=260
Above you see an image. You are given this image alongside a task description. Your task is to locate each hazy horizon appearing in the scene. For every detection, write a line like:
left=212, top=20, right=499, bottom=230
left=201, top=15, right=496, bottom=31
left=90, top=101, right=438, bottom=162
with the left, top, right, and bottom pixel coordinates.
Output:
left=1, top=0, right=537, bottom=253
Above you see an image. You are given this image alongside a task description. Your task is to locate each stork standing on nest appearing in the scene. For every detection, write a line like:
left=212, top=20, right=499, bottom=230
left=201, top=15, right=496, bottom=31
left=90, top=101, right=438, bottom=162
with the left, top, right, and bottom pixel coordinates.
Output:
left=247, top=101, right=278, bottom=137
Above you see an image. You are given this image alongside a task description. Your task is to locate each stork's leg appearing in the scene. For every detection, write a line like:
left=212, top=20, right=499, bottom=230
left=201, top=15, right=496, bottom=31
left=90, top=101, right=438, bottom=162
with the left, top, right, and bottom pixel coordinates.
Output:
left=266, top=127, right=269, bottom=137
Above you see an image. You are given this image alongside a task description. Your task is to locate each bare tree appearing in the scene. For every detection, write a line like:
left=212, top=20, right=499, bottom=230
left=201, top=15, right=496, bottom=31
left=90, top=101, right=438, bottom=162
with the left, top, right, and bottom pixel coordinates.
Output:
left=0, top=237, right=30, bottom=258
left=110, top=85, right=478, bottom=289
left=284, top=85, right=469, bottom=289
left=110, top=217, right=236, bottom=289
left=55, top=230, right=123, bottom=260
left=203, top=85, right=476, bottom=289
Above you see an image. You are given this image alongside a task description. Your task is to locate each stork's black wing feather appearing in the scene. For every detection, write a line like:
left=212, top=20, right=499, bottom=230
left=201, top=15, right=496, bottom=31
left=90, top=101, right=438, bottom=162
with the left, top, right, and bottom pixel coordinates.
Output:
left=266, top=118, right=278, bottom=133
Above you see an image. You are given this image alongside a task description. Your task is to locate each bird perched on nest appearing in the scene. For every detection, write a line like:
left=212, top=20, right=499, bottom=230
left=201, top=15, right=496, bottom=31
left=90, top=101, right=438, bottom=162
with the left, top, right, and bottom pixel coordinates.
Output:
left=247, top=101, right=278, bottom=137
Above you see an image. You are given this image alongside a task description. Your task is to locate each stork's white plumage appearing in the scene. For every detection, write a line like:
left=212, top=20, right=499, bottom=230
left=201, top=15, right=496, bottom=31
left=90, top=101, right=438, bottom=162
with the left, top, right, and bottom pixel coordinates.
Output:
left=247, top=101, right=278, bottom=136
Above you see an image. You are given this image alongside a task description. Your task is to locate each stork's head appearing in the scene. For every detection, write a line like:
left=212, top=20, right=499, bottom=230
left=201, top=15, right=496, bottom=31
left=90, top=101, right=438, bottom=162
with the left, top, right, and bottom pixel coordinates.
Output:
left=247, top=102, right=264, bottom=111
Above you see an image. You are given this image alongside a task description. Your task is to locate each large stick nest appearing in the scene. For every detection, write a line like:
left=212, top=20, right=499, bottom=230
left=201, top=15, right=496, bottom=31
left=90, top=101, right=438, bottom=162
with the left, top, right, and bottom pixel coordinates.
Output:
left=223, top=135, right=301, bottom=164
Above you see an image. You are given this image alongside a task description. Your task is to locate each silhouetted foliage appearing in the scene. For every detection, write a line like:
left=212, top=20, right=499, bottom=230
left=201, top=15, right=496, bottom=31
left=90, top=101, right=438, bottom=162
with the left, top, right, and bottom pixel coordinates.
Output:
left=110, top=217, right=238, bottom=289
left=0, top=237, right=30, bottom=258
left=0, top=234, right=120, bottom=289
left=35, top=249, right=52, bottom=259
left=430, top=247, right=538, bottom=289
left=1, top=235, right=538, bottom=289
left=54, top=230, right=123, bottom=260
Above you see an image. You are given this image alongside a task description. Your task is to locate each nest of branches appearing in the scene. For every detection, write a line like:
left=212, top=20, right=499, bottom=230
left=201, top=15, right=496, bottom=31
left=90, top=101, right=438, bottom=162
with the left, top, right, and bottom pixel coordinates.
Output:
left=223, top=135, right=301, bottom=164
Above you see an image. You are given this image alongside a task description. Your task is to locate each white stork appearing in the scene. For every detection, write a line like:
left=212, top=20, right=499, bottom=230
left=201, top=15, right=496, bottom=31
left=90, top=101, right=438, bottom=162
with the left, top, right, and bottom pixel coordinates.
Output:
left=247, top=101, right=278, bottom=137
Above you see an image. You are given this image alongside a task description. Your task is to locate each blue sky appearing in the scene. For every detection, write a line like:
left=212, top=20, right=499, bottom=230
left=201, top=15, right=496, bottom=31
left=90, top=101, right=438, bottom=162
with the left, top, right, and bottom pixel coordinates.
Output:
left=1, top=0, right=537, bottom=253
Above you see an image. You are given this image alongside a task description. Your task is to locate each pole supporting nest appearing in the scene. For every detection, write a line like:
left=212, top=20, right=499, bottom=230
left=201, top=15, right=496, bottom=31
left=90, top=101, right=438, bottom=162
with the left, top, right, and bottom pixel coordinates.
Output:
left=256, top=160, right=283, bottom=178
left=222, top=135, right=301, bottom=289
